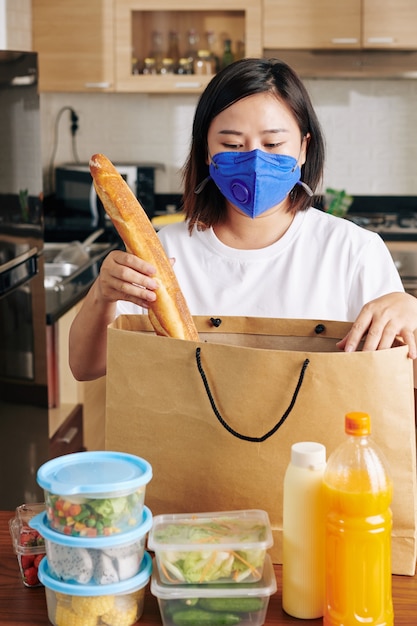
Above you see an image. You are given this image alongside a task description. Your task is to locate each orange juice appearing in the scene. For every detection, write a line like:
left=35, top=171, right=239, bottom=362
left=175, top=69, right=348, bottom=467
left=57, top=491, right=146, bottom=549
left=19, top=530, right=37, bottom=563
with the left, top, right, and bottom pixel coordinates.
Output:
left=324, top=470, right=393, bottom=626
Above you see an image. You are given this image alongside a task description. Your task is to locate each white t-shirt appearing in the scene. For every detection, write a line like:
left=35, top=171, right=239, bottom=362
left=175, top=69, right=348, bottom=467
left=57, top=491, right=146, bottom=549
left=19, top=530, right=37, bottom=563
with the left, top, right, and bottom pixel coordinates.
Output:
left=116, top=207, right=403, bottom=322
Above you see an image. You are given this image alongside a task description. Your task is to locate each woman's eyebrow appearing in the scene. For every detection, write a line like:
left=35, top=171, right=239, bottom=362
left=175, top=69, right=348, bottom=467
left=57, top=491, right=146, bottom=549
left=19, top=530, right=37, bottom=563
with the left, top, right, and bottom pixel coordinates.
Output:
left=217, top=128, right=289, bottom=136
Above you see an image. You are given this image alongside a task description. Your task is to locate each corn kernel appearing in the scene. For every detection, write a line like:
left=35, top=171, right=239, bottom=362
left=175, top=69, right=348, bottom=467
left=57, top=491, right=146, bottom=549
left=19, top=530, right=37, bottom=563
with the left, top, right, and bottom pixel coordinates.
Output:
left=101, top=595, right=138, bottom=626
left=72, top=595, right=114, bottom=617
left=55, top=603, right=97, bottom=626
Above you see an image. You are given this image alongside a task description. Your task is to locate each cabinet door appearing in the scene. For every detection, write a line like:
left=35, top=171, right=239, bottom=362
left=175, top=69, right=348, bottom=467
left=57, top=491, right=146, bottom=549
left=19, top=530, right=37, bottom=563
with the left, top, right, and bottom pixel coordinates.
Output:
left=32, top=0, right=114, bottom=92
left=115, top=0, right=262, bottom=93
left=363, top=0, right=417, bottom=49
left=263, top=0, right=361, bottom=49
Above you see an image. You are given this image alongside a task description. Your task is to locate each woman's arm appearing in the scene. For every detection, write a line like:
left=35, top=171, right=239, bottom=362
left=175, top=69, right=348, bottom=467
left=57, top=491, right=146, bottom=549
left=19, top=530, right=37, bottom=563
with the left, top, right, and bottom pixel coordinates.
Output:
left=69, top=250, right=158, bottom=381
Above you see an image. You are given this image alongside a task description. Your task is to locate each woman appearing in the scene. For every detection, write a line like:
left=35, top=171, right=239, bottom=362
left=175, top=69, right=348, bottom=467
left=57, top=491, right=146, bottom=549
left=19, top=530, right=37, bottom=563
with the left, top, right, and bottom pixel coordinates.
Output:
left=69, top=58, right=417, bottom=381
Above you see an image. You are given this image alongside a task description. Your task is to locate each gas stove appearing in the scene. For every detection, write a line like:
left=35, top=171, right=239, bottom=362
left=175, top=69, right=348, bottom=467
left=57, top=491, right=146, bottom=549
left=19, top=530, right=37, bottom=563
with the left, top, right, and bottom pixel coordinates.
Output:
left=346, top=212, right=417, bottom=238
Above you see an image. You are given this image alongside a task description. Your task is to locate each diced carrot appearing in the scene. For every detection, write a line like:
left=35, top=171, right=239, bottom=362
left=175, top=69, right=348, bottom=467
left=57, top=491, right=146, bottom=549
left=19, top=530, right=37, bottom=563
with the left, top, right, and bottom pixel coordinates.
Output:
left=68, top=504, right=82, bottom=517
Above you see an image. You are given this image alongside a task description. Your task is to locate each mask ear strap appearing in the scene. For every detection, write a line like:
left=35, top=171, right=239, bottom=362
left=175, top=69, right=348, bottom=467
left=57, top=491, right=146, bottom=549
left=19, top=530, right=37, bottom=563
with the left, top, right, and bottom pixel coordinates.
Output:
left=297, top=180, right=314, bottom=197
left=194, top=176, right=210, bottom=194
left=195, top=148, right=217, bottom=194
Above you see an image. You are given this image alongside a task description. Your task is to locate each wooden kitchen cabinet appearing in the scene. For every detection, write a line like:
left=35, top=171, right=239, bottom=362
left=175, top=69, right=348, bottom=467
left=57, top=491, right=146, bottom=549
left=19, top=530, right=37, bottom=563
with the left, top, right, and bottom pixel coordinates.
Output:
left=263, top=0, right=361, bottom=50
left=48, top=300, right=106, bottom=453
left=363, top=0, right=417, bottom=49
left=32, top=0, right=261, bottom=94
left=263, top=0, right=417, bottom=51
left=32, top=0, right=115, bottom=92
left=115, top=0, right=262, bottom=93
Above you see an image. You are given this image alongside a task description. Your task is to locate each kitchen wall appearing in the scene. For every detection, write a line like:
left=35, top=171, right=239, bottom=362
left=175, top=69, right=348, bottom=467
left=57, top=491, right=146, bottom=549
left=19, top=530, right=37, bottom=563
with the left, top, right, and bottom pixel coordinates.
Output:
left=39, top=78, right=417, bottom=198
left=4, top=1, right=417, bottom=199
left=0, top=0, right=32, bottom=50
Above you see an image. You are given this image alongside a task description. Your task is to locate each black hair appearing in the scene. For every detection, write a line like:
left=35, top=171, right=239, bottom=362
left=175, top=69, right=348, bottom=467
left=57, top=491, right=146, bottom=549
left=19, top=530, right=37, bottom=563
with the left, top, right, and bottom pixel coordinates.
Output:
left=182, top=57, right=325, bottom=232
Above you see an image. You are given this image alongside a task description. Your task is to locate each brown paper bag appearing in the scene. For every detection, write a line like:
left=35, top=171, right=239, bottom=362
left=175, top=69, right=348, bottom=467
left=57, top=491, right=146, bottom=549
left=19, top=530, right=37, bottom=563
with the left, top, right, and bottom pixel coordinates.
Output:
left=105, top=315, right=417, bottom=575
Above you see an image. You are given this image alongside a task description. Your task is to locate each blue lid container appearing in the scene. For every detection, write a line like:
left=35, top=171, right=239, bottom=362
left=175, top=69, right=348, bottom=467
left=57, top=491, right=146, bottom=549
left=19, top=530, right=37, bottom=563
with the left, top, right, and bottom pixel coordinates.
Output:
left=39, top=552, right=152, bottom=626
left=37, top=451, right=152, bottom=538
left=30, top=507, right=153, bottom=585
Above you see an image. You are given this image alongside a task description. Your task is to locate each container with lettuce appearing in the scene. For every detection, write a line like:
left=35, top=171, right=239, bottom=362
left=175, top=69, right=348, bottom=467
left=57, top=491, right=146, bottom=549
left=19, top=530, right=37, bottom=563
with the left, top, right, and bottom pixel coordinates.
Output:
left=148, top=510, right=273, bottom=585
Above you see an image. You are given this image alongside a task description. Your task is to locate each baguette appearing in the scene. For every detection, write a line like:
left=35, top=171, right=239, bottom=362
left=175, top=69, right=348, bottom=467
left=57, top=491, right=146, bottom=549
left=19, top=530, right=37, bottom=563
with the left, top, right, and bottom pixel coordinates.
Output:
left=89, top=153, right=199, bottom=341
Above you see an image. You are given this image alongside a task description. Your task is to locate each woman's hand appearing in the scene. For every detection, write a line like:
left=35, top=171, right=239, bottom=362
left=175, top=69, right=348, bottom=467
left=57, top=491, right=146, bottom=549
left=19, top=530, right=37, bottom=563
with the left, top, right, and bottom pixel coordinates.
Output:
left=96, top=249, right=159, bottom=308
left=337, top=292, right=417, bottom=359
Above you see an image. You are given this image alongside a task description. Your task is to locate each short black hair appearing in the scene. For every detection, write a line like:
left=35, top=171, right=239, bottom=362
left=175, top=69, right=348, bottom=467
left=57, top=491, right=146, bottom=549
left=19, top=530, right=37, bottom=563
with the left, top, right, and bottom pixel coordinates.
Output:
left=182, top=57, right=325, bottom=232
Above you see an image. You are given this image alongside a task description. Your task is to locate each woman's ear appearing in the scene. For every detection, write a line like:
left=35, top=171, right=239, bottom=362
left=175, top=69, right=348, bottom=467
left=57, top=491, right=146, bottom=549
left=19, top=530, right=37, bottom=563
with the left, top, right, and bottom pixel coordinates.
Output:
left=299, top=133, right=311, bottom=166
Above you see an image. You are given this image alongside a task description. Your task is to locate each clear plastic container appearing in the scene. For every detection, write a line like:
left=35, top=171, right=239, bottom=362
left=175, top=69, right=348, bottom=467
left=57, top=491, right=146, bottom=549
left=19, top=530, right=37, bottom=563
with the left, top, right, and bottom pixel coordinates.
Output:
left=9, top=502, right=46, bottom=588
left=38, top=551, right=152, bottom=626
left=323, top=412, right=393, bottom=626
left=30, top=506, right=152, bottom=585
left=148, top=509, right=273, bottom=585
left=37, top=451, right=152, bottom=537
left=151, top=554, right=277, bottom=626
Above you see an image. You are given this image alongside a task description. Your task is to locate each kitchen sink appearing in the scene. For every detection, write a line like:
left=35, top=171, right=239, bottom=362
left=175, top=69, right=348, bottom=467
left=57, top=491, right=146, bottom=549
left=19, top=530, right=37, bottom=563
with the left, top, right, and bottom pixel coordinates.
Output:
left=43, top=241, right=117, bottom=290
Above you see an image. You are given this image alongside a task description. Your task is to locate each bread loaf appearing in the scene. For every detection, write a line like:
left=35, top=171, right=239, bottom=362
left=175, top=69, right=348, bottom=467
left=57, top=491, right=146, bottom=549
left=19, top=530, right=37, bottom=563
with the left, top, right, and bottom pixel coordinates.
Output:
left=89, top=153, right=199, bottom=341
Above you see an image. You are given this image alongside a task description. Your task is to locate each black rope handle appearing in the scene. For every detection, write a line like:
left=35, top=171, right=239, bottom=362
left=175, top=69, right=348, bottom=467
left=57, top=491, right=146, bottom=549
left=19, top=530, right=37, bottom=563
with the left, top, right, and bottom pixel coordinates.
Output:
left=195, top=347, right=310, bottom=442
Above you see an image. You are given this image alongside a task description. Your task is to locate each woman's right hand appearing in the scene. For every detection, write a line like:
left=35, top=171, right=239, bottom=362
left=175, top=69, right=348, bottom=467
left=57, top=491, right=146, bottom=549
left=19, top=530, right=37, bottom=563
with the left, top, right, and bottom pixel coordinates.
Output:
left=96, top=249, right=159, bottom=308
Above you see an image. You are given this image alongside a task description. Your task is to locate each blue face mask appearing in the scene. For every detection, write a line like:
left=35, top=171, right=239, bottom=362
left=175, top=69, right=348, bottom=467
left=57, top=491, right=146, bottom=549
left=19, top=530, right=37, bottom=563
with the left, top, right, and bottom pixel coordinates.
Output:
left=208, top=149, right=309, bottom=218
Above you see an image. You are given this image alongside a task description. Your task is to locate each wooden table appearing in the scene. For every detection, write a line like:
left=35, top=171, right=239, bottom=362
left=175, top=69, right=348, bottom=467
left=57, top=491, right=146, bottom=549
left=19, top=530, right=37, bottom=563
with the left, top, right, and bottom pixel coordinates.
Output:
left=1, top=510, right=416, bottom=625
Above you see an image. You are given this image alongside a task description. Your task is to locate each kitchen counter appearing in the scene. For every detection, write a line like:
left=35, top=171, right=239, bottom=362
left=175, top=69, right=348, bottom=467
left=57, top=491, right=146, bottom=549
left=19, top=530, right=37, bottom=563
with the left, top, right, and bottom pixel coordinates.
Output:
left=1, top=511, right=416, bottom=625
left=45, top=255, right=108, bottom=325
left=44, top=239, right=122, bottom=325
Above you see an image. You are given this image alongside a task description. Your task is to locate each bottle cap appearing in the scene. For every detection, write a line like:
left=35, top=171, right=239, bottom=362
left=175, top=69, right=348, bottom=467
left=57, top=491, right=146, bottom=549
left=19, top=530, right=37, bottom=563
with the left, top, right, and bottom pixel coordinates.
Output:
left=345, top=411, right=371, bottom=436
left=290, top=442, right=326, bottom=470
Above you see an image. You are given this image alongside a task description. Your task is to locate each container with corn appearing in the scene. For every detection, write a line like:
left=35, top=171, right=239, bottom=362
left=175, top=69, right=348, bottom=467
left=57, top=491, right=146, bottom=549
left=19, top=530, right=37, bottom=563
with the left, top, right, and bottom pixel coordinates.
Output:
left=34, top=451, right=153, bottom=626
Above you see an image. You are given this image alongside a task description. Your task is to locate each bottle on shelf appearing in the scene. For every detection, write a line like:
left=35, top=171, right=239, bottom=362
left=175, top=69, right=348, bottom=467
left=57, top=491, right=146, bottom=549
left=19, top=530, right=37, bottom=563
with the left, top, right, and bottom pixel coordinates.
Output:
left=235, top=39, right=245, bottom=61
left=323, top=412, right=393, bottom=626
left=166, top=30, right=180, bottom=73
left=142, top=58, right=157, bottom=75
left=177, top=57, right=193, bottom=75
left=194, top=50, right=214, bottom=75
left=282, top=441, right=326, bottom=619
left=185, top=28, right=199, bottom=66
left=148, top=30, right=164, bottom=74
left=204, top=30, right=220, bottom=73
left=221, top=38, right=234, bottom=69
left=160, top=58, right=175, bottom=75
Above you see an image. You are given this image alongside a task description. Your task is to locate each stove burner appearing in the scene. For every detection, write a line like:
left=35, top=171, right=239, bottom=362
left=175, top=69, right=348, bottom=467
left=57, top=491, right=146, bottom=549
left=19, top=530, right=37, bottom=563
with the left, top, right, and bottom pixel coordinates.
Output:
left=347, top=212, right=417, bottom=234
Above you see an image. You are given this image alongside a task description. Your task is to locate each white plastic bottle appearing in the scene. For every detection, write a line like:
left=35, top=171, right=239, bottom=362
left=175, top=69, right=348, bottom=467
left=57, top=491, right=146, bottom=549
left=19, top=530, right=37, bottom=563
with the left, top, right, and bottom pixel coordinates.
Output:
left=282, top=441, right=326, bottom=619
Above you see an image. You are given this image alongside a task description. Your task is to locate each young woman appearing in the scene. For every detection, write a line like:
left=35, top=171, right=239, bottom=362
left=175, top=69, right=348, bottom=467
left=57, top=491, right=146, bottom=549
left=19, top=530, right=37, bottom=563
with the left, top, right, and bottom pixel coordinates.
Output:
left=69, top=58, right=417, bottom=381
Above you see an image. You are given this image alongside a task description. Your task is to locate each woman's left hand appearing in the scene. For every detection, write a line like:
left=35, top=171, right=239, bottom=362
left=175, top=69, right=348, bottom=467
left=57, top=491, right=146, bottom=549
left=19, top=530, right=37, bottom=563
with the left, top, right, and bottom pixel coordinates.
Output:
left=337, top=292, right=417, bottom=359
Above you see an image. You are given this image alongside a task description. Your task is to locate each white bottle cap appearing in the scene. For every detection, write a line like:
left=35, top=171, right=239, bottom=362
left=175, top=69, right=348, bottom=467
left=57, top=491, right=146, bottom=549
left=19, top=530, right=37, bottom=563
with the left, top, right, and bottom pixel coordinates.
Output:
left=291, top=442, right=326, bottom=470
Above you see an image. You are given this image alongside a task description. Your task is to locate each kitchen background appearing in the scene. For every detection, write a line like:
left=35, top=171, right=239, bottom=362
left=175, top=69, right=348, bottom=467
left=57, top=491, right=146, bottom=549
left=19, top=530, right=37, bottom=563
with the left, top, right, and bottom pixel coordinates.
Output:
left=3, top=0, right=417, bottom=198
left=2, top=0, right=417, bottom=508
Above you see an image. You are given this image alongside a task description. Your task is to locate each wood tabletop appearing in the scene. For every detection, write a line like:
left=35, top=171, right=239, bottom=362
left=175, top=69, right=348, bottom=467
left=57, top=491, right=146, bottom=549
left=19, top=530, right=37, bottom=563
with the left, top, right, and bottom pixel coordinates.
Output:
left=1, top=509, right=416, bottom=625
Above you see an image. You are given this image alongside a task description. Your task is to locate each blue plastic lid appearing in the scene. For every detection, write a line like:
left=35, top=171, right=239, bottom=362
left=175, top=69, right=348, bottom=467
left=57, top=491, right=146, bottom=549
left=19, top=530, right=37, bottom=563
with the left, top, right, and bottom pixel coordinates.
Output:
left=30, top=506, right=153, bottom=548
left=38, top=550, right=152, bottom=595
left=37, top=451, right=152, bottom=496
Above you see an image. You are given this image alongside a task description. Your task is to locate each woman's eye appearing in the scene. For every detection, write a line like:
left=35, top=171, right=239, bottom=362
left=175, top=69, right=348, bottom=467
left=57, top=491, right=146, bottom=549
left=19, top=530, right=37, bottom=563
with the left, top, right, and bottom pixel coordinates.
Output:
left=222, top=143, right=242, bottom=150
left=264, top=142, right=283, bottom=149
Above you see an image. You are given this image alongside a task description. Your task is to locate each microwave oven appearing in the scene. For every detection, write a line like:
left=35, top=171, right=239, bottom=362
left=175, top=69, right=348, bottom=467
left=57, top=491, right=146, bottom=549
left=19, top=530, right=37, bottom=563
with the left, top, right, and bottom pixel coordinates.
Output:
left=55, top=163, right=161, bottom=226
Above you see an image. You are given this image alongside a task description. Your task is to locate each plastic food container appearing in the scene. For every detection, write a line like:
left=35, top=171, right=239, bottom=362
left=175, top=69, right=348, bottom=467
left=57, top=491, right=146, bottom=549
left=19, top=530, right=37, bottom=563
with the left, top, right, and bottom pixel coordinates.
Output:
left=30, top=506, right=152, bottom=585
left=9, top=503, right=46, bottom=588
left=38, top=551, right=152, bottom=626
left=37, top=451, right=152, bottom=537
left=151, top=554, right=277, bottom=626
left=148, top=509, right=273, bottom=585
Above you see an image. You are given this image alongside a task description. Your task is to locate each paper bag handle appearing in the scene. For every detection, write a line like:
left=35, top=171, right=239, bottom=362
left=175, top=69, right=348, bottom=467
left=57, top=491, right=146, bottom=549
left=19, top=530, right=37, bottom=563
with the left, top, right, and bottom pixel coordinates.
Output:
left=195, top=347, right=310, bottom=442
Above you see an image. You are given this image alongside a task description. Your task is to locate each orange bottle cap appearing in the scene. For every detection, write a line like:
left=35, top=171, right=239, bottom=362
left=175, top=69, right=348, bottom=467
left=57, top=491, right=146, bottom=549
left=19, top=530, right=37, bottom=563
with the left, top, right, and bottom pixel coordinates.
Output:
left=345, top=411, right=371, bottom=436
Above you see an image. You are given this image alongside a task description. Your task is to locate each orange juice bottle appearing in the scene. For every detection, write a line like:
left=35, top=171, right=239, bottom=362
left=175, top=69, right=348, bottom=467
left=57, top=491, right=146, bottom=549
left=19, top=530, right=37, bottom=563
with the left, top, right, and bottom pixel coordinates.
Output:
left=323, top=412, right=393, bottom=626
